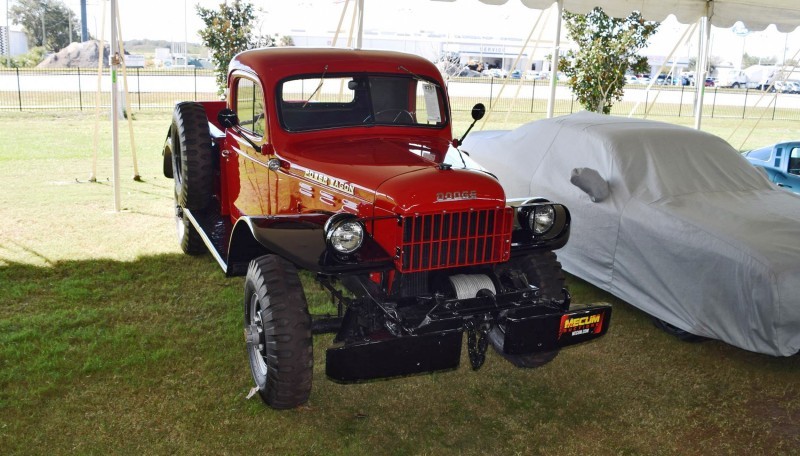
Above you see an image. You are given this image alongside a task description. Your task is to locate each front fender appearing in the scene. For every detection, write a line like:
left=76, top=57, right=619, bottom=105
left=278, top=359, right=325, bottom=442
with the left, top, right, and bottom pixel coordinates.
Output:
left=508, top=200, right=571, bottom=255
left=228, top=214, right=394, bottom=275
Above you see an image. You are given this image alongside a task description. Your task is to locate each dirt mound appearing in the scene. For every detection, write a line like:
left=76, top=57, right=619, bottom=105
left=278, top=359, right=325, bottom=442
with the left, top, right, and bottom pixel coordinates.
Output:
left=37, top=40, right=113, bottom=68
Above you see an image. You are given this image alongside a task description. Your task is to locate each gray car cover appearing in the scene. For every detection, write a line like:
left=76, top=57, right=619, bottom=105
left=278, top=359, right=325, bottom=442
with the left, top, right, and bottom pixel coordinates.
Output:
left=460, top=111, right=800, bottom=356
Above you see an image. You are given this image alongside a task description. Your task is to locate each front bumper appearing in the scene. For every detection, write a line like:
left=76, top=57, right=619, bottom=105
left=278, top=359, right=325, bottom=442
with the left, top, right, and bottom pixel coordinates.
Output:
left=326, top=303, right=611, bottom=382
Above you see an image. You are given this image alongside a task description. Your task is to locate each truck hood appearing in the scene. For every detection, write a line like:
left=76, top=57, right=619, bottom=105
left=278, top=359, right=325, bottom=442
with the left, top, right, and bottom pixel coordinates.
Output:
left=278, top=135, right=507, bottom=215
left=374, top=166, right=507, bottom=214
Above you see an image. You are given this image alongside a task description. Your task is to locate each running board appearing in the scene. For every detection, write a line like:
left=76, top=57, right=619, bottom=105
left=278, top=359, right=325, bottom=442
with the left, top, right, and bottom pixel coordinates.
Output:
left=183, top=207, right=233, bottom=273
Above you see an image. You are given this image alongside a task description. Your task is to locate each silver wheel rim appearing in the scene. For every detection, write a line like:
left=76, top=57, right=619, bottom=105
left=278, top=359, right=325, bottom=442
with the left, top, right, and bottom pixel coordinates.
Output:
left=248, top=293, right=268, bottom=378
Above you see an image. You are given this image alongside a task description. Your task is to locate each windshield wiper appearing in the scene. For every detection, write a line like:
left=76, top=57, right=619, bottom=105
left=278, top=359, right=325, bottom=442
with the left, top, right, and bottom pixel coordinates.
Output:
left=398, top=65, right=440, bottom=88
left=303, top=64, right=329, bottom=108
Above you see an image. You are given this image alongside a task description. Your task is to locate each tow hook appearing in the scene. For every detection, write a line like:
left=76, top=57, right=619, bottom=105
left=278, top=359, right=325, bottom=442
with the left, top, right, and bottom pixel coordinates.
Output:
left=466, top=316, right=492, bottom=370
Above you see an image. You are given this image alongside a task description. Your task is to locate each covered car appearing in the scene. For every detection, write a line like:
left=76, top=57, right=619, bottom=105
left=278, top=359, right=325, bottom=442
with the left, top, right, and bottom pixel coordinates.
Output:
left=458, top=111, right=800, bottom=356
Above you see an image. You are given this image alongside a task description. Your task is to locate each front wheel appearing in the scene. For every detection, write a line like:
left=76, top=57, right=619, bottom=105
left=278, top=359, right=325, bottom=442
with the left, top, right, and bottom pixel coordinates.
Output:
left=489, top=251, right=565, bottom=368
left=244, top=255, right=313, bottom=409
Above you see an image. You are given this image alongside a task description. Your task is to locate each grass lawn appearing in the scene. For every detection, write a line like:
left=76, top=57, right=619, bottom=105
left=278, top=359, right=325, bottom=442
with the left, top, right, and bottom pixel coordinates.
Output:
left=1, top=109, right=798, bottom=455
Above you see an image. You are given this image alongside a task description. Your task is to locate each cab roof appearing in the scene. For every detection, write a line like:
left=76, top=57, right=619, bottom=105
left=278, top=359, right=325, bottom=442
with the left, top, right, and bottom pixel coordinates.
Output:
left=228, top=47, right=445, bottom=86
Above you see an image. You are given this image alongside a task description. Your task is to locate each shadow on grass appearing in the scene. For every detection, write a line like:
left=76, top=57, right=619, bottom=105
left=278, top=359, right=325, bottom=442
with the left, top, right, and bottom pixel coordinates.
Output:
left=0, top=257, right=799, bottom=454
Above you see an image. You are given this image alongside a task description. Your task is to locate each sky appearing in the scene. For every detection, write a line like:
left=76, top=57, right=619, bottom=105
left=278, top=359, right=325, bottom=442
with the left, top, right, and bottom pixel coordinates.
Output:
left=4, top=0, right=800, bottom=65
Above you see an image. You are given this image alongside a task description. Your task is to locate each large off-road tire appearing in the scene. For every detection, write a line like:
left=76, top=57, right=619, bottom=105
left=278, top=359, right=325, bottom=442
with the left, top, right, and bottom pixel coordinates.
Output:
left=171, top=102, right=214, bottom=210
left=162, top=132, right=174, bottom=179
left=244, top=255, right=313, bottom=409
left=176, top=206, right=206, bottom=255
left=490, top=251, right=565, bottom=368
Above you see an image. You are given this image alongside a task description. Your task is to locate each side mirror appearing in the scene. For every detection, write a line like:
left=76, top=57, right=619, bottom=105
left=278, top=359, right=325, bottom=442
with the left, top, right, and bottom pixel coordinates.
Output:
left=217, top=108, right=261, bottom=153
left=218, top=108, right=240, bottom=129
left=570, top=167, right=609, bottom=203
left=471, top=103, right=486, bottom=121
left=454, top=103, right=486, bottom=147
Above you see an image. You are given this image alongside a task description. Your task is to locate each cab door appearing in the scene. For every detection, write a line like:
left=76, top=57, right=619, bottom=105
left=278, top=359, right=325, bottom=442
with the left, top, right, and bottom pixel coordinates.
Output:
left=775, top=144, right=800, bottom=192
left=224, top=76, right=272, bottom=217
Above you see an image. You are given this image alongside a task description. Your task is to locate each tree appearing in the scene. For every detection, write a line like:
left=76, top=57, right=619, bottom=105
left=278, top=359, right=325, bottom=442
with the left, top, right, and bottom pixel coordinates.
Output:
left=197, top=0, right=270, bottom=95
left=559, top=7, right=659, bottom=114
left=279, top=35, right=295, bottom=47
left=687, top=55, right=722, bottom=72
left=742, top=53, right=777, bottom=68
left=0, top=46, right=48, bottom=68
left=10, top=0, right=82, bottom=52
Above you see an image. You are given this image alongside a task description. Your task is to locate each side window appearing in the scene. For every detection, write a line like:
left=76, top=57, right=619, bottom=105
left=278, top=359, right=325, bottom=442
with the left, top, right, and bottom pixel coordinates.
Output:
left=789, top=147, right=800, bottom=175
left=235, top=77, right=266, bottom=137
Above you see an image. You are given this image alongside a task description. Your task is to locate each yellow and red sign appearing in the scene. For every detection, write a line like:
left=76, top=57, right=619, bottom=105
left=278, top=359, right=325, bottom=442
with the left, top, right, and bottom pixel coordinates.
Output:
left=558, top=313, right=604, bottom=339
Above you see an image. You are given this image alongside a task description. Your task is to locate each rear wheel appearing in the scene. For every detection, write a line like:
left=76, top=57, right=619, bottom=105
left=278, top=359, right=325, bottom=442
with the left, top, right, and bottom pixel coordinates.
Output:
left=244, top=255, right=313, bottom=409
left=490, top=251, right=564, bottom=368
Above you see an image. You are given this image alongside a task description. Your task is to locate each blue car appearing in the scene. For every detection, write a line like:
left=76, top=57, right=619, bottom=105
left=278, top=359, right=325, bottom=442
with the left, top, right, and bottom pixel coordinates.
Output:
left=743, top=141, right=800, bottom=194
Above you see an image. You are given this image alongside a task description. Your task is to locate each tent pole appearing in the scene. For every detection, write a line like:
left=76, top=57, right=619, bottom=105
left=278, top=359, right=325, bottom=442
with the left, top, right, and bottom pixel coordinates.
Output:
left=110, top=0, right=121, bottom=211
left=331, top=0, right=350, bottom=47
left=546, top=0, right=562, bottom=119
left=502, top=8, right=549, bottom=124
left=90, top=0, right=107, bottom=183
left=355, top=0, right=364, bottom=50
left=693, top=14, right=711, bottom=130
left=115, top=9, right=140, bottom=181
left=629, top=23, right=696, bottom=118
left=481, top=8, right=547, bottom=129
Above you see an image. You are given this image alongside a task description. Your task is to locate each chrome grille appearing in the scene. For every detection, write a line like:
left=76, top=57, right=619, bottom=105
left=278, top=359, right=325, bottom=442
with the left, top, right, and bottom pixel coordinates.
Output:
left=397, top=207, right=512, bottom=272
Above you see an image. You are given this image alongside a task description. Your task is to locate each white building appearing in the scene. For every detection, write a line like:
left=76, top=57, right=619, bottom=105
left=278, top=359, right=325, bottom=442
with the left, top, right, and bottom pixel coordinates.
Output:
left=287, top=28, right=557, bottom=74
left=0, top=27, right=29, bottom=57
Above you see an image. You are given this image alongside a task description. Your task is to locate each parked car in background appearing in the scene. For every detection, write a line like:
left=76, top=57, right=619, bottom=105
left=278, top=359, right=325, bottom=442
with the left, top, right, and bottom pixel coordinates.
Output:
left=524, top=70, right=540, bottom=80
left=538, top=71, right=565, bottom=81
left=772, top=80, right=800, bottom=93
left=484, top=68, right=508, bottom=78
left=655, top=74, right=673, bottom=85
left=624, top=74, right=639, bottom=85
left=456, top=112, right=800, bottom=357
left=744, top=141, right=800, bottom=194
left=457, top=67, right=484, bottom=77
left=509, top=69, right=522, bottom=79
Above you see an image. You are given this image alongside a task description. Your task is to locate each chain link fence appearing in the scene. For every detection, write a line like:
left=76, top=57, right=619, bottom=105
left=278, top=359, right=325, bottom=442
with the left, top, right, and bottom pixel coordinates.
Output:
left=2, top=67, right=799, bottom=121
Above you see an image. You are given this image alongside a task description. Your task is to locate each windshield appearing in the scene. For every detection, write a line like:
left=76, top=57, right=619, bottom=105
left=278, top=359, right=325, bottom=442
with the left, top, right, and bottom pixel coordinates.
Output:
left=278, top=74, right=448, bottom=132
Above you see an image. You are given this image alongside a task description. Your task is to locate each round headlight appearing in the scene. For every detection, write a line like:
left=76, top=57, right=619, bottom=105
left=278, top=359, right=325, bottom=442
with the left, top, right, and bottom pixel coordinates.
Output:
left=529, top=205, right=555, bottom=235
left=327, top=219, right=364, bottom=254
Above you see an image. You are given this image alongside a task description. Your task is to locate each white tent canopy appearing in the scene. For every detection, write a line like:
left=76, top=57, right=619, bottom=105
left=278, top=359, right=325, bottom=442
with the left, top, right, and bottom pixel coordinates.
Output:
left=436, top=0, right=800, bottom=32
left=430, top=0, right=800, bottom=127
